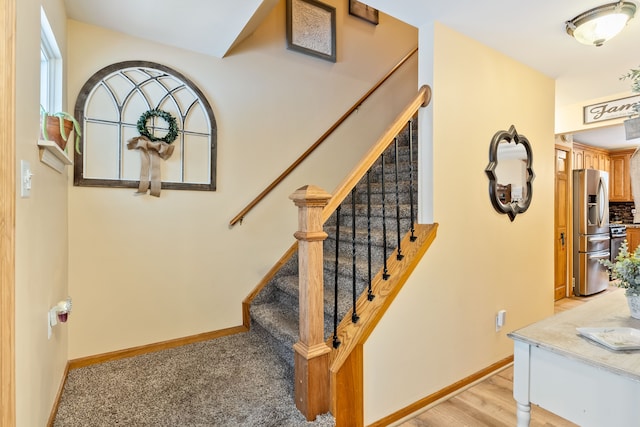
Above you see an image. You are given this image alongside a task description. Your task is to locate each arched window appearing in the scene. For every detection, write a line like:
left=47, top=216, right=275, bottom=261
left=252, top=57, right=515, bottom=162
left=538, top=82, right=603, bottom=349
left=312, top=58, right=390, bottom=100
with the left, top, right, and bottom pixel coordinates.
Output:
left=74, top=61, right=217, bottom=191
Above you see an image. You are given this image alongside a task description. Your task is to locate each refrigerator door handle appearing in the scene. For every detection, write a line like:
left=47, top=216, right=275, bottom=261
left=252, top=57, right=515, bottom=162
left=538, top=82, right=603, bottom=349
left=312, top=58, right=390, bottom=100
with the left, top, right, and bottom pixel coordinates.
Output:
left=597, top=177, right=607, bottom=227
left=588, top=236, right=610, bottom=243
left=588, top=252, right=611, bottom=260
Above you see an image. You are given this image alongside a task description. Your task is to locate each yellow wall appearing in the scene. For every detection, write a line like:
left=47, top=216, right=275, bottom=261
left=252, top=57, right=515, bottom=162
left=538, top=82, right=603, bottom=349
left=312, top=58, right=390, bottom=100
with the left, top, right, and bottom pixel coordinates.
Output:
left=66, top=0, right=418, bottom=358
left=14, top=0, right=69, bottom=425
left=363, top=22, right=555, bottom=423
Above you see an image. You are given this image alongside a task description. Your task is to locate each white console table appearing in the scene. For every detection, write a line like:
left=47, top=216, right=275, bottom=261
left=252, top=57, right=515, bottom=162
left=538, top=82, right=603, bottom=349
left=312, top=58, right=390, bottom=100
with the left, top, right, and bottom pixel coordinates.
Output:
left=509, top=290, right=640, bottom=427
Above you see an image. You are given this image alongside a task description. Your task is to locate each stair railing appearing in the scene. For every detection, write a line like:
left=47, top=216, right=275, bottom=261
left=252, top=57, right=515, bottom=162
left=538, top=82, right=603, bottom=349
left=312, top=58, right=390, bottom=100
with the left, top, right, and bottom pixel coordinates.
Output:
left=290, top=85, right=431, bottom=421
left=329, top=124, right=418, bottom=349
left=229, top=47, right=418, bottom=227
left=320, top=85, right=429, bottom=221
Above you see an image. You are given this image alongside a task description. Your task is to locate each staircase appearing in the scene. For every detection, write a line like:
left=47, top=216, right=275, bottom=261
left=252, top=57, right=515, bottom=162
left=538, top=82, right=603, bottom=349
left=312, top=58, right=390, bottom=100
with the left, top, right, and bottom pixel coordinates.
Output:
left=249, top=118, right=419, bottom=384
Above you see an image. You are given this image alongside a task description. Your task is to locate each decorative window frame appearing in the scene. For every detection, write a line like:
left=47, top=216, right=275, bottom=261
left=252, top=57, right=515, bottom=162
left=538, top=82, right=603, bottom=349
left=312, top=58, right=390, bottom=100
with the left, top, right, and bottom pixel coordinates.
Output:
left=73, top=61, right=217, bottom=191
left=40, top=7, right=62, bottom=112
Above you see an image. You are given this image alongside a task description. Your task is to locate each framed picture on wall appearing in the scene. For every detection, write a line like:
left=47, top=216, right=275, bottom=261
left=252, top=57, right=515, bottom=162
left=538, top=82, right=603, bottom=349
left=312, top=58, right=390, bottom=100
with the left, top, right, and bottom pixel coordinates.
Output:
left=286, top=0, right=337, bottom=62
left=348, top=0, right=379, bottom=25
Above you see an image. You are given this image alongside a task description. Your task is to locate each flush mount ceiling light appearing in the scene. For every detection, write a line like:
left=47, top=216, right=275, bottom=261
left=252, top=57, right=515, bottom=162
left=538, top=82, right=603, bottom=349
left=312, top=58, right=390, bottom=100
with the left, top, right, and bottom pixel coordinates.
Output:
left=566, top=1, right=636, bottom=47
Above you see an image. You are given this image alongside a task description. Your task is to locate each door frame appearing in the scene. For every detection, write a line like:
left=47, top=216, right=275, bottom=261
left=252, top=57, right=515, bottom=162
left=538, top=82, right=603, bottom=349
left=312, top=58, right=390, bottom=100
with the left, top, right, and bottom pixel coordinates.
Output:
left=1, top=0, right=16, bottom=424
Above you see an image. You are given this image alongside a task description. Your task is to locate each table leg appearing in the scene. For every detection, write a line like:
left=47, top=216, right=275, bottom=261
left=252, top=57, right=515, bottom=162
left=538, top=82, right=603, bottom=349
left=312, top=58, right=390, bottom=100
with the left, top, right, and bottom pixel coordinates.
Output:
left=516, top=401, right=531, bottom=427
left=512, top=341, right=532, bottom=427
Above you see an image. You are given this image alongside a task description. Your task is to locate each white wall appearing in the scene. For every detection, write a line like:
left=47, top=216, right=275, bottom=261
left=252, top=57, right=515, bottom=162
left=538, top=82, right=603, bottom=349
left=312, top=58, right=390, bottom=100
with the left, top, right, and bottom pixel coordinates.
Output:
left=15, top=0, right=69, bottom=425
left=363, top=22, right=555, bottom=424
left=67, top=0, right=419, bottom=358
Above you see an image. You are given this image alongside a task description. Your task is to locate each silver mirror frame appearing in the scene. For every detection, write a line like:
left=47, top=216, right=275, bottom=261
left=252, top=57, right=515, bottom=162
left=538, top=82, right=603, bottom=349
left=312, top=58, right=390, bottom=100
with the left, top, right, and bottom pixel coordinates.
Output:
left=485, top=125, right=535, bottom=221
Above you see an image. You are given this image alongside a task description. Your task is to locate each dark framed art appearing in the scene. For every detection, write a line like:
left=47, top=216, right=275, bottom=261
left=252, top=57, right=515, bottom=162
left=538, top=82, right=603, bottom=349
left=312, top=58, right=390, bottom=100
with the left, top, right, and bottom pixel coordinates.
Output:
left=349, top=0, right=379, bottom=25
left=286, top=0, right=337, bottom=62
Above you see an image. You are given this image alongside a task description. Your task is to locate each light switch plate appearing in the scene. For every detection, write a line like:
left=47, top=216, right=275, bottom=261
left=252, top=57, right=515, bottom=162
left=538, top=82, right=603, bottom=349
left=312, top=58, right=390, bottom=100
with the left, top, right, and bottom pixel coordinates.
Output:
left=496, top=309, right=507, bottom=331
left=20, top=160, right=32, bottom=198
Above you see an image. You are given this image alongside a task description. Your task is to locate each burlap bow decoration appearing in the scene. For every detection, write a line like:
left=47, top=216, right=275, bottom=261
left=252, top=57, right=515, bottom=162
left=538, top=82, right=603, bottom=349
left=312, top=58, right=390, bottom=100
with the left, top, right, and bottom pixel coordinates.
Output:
left=127, top=136, right=175, bottom=197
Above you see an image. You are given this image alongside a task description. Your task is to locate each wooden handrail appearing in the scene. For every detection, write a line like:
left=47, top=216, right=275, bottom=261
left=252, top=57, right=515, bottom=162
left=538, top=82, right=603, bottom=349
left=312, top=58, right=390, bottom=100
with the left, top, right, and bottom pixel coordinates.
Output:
left=229, top=47, right=419, bottom=227
left=323, top=84, right=431, bottom=222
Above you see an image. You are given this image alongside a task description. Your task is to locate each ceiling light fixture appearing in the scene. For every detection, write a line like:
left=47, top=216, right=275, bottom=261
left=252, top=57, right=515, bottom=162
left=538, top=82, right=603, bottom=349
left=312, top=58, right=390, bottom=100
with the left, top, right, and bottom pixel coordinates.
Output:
left=566, top=1, right=636, bottom=47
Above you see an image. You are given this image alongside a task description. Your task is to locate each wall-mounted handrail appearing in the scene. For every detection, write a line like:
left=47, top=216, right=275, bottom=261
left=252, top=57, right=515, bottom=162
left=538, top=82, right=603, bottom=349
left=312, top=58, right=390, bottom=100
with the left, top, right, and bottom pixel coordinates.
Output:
left=229, top=47, right=419, bottom=227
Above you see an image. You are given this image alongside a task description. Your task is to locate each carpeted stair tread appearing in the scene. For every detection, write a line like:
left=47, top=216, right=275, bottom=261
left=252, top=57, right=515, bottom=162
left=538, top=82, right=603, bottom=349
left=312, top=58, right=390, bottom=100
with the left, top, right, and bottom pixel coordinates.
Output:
left=343, top=190, right=416, bottom=205
left=322, top=253, right=383, bottom=285
left=324, top=225, right=396, bottom=249
left=272, top=274, right=300, bottom=299
left=337, top=202, right=415, bottom=219
left=330, top=217, right=415, bottom=238
left=269, top=272, right=369, bottom=322
left=252, top=301, right=299, bottom=346
left=363, top=180, right=415, bottom=193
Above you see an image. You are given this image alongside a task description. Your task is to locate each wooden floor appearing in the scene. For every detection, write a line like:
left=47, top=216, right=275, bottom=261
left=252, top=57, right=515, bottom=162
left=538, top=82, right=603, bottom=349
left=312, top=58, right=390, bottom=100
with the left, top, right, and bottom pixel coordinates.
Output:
left=396, top=289, right=616, bottom=427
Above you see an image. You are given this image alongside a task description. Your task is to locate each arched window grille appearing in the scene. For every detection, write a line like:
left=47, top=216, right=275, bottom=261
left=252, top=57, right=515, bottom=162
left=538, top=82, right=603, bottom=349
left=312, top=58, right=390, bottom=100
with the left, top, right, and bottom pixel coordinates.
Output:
left=74, top=61, right=217, bottom=191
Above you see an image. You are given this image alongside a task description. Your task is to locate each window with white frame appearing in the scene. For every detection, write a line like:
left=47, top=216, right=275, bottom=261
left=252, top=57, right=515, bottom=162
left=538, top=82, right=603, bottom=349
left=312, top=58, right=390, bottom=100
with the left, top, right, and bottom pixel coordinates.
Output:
left=40, top=8, right=61, bottom=113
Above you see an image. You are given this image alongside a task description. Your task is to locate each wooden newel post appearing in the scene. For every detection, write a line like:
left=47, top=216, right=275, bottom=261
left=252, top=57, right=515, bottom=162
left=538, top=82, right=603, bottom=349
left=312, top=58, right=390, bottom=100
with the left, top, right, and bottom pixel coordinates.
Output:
left=289, top=185, right=332, bottom=420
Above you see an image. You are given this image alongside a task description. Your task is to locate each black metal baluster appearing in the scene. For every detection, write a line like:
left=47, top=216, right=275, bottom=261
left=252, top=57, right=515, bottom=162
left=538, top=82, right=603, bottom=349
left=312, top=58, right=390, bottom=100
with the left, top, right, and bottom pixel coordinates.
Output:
left=366, top=170, right=374, bottom=301
left=381, top=153, right=390, bottom=280
left=394, top=137, right=404, bottom=261
left=408, top=119, right=417, bottom=242
left=351, top=188, right=359, bottom=323
left=332, top=206, right=341, bottom=349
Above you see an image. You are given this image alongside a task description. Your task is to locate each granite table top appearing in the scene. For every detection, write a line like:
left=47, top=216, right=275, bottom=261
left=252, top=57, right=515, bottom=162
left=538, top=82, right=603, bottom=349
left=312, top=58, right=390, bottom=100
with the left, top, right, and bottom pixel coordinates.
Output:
left=508, top=289, right=640, bottom=382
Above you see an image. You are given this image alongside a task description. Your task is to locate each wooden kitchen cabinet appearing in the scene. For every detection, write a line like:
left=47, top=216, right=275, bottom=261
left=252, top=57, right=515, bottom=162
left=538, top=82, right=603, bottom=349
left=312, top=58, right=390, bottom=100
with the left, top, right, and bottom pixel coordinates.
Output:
left=626, top=227, right=640, bottom=253
left=599, top=153, right=610, bottom=173
left=573, top=147, right=584, bottom=169
left=583, top=149, right=596, bottom=169
left=609, top=149, right=635, bottom=202
left=572, top=142, right=609, bottom=171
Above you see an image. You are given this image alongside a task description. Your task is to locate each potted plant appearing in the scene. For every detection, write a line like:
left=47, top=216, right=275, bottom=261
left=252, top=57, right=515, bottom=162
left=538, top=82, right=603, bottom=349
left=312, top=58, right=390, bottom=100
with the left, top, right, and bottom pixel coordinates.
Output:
left=600, top=240, right=640, bottom=319
left=620, top=66, right=640, bottom=140
left=40, top=105, right=82, bottom=154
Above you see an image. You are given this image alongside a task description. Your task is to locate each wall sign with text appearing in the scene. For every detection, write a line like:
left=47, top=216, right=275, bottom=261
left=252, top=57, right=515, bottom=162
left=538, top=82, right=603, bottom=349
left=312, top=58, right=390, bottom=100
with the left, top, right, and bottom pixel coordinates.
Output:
left=584, top=95, right=640, bottom=124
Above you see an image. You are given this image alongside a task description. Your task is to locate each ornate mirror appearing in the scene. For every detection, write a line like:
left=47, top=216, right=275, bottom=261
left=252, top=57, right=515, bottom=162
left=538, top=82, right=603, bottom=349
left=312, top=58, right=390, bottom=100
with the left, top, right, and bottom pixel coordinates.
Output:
left=485, top=125, right=535, bottom=221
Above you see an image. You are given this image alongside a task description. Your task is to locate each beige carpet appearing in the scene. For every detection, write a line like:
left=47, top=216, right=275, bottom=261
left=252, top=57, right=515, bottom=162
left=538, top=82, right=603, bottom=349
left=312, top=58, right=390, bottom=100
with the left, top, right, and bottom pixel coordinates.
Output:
left=54, top=330, right=334, bottom=427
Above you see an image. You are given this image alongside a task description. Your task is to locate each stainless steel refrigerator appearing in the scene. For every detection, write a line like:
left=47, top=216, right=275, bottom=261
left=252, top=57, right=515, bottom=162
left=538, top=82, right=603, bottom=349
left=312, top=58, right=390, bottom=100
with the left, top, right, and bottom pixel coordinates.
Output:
left=573, top=169, right=610, bottom=296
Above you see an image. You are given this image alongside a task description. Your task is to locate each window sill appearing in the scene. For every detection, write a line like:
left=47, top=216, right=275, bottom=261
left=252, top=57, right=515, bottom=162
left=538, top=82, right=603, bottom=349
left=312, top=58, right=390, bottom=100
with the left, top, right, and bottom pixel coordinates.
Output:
left=37, top=139, right=73, bottom=173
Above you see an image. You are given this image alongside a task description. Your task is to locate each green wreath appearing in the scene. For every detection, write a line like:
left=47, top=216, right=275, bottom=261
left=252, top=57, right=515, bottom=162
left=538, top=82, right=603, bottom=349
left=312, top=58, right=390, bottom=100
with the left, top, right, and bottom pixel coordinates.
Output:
left=136, top=109, right=179, bottom=144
